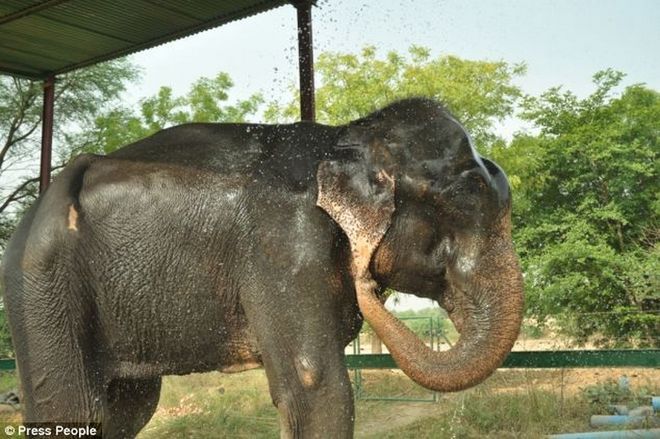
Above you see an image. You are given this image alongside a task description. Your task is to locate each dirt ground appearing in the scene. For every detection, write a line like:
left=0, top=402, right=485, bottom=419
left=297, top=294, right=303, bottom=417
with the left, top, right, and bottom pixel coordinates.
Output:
left=356, top=402, right=440, bottom=437
left=538, top=367, right=658, bottom=395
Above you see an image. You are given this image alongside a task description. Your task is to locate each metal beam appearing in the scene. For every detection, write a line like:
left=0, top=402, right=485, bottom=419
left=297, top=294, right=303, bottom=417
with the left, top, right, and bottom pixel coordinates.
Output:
left=293, top=1, right=316, bottom=122
left=39, top=75, right=55, bottom=193
left=1, top=350, right=658, bottom=372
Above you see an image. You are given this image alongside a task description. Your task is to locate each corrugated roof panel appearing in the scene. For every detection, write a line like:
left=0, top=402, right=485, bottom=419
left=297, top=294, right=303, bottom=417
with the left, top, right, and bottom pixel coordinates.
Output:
left=0, top=44, right=67, bottom=75
left=0, top=27, right=94, bottom=74
left=151, top=0, right=281, bottom=21
left=3, top=16, right=128, bottom=59
left=0, top=1, right=47, bottom=16
left=0, top=28, right=81, bottom=64
left=47, top=0, right=201, bottom=43
left=0, top=0, right=292, bottom=79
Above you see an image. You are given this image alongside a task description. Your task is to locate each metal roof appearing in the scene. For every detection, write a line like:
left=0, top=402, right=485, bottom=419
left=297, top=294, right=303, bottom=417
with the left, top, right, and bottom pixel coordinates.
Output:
left=0, top=0, right=292, bottom=80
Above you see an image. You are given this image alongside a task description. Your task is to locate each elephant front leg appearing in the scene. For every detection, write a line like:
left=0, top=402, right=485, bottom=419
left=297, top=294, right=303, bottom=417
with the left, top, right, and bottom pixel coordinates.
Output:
left=241, top=282, right=355, bottom=437
left=266, top=347, right=354, bottom=439
left=240, top=205, right=360, bottom=437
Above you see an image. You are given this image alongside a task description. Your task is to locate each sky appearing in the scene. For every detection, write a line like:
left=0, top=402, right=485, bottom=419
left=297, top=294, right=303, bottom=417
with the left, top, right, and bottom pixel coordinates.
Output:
left=123, top=0, right=659, bottom=311
left=125, top=0, right=660, bottom=109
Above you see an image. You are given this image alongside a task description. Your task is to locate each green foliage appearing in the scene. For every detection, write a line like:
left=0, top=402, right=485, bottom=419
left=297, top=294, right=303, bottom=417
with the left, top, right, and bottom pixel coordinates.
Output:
left=492, top=70, right=659, bottom=346
left=0, top=308, right=13, bottom=358
left=520, top=322, right=545, bottom=339
left=393, top=308, right=453, bottom=342
left=0, top=371, right=17, bottom=394
left=443, top=390, right=588, bottom=438
left=266, top=45, right=525, bottom=148
left=0, top=216, right=16, bottom=255
left=360, top=306, right=452, bottom=342
left=90, top=72, right=263, bottom=154
left=0, top=59, right=140, bottom=157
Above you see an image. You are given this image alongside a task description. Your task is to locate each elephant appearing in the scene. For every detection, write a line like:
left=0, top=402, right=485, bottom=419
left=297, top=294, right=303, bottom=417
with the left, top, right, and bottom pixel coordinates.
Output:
left=1, top=98, right=523, bottom=438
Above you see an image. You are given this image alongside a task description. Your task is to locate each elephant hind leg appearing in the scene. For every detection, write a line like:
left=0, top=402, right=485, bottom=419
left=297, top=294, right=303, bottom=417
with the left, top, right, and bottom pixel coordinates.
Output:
left=103, top=377, right=162, bottom=439
left=11, top=292, right=105, bottom=424
left=16, top=346, right=105, bottom=424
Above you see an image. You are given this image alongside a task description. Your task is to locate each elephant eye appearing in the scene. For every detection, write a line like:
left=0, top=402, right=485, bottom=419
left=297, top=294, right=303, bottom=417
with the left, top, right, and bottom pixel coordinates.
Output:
left=459, top=170, right=488, bottom=195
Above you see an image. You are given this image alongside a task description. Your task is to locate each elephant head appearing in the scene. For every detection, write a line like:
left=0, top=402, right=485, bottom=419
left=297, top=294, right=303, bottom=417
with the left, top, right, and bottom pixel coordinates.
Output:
left=317, top=98, right=524, bottom=392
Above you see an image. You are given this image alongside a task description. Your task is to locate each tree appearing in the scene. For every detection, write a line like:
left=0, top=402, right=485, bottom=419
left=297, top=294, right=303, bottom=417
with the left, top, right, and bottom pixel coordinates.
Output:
left=0, top=59, right=140, bottom=249
left=266, top=45, right=525, bottom=148
left=90, top=72, right=263, bottom=154
left=492, top=70, right=659, bottom=346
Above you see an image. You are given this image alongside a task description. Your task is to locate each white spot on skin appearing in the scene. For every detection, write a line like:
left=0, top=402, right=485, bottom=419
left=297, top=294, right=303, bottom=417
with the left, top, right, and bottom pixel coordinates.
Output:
left=295, top=355, right=321, bottom=390
left=452, top=239, right=480, bottom=281
left=223, top=189, right=239, bottom=202
left=455, top=252, right=476, bottom=275
left=376, top=169, right=395, bottom=186
left=67, top=205, right=78, bottom=231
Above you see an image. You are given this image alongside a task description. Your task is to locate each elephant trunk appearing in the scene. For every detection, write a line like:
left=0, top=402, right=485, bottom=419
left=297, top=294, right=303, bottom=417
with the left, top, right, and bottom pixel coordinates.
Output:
left=356, top=231, right=524, bottom=392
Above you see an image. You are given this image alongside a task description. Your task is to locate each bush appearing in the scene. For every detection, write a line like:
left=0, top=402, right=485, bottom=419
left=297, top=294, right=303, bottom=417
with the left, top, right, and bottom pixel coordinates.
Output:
left=582, top=378, right=654, bottom=413
left=0, top=308, right=13, bottom=358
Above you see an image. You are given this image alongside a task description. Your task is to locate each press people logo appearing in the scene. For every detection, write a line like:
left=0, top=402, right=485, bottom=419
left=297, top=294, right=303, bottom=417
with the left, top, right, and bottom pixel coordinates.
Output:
left=1, top=423, right=101, bottom=438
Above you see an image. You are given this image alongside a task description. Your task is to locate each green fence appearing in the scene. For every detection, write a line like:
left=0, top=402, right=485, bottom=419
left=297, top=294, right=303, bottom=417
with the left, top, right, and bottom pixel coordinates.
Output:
left=1, top=350, right=657, bottom=372
left=1, top=350, right=657, bottom=376
left=345, top=349, right=660, bottom=369
left=0, top=359, right=14, bottom=371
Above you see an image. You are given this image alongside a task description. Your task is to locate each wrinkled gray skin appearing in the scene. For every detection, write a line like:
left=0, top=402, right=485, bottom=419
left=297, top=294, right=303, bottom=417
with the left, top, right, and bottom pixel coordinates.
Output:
left=1, top=99, right=523, bottom=438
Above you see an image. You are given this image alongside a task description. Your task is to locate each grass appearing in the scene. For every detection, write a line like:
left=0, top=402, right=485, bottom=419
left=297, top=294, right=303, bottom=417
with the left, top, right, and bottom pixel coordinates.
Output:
left=372, top=387, right=590, bottom=439
left=0, top=372, right=17, bottom=394
left=140, top=371, right=278, bottom=439
left=354, top=369, right=592, bottom=439
left=0, top=371, right=20, bottom=423
left=354, top=369, right=436, bottom=400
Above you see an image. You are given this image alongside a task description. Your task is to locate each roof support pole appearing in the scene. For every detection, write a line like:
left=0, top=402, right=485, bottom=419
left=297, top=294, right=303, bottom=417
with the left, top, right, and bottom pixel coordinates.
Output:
left=294, top=1, right=316, bottom=122
left=39, top=75, right=55, bottom=193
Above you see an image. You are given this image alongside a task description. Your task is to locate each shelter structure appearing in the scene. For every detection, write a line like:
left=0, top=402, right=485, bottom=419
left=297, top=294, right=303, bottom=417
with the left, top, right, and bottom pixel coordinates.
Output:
left=0, top=0, right=317, bottom=192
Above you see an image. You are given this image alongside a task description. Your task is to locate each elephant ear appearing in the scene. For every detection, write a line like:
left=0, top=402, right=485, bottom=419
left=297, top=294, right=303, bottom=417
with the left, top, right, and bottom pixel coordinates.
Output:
left=316, top=160, right=395, bottom=278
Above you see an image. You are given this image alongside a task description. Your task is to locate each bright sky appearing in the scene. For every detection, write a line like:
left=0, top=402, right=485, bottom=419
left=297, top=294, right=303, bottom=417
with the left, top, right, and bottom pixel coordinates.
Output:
left=126, top=0, right=660, bottom=109
left=123, top=0, right=659, bottom=310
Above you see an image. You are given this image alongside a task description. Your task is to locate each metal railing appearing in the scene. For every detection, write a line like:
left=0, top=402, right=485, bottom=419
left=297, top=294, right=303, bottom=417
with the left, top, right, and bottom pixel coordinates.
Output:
left=345, top=349, right=660, bottom=369
left=1, top=350, right=656, bottom=372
